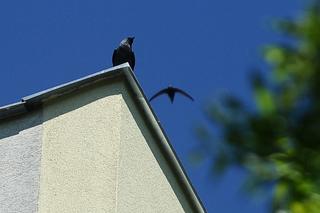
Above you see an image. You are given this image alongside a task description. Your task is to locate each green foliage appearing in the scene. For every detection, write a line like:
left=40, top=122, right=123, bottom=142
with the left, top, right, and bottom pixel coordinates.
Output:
left=200, top=1, right=320, bottom=212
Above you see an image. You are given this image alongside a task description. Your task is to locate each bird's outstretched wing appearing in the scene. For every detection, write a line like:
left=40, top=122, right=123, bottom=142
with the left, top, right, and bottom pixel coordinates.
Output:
left=173, top=87, right=194, bottom=101
left=149, top=88, right=169, bottom=102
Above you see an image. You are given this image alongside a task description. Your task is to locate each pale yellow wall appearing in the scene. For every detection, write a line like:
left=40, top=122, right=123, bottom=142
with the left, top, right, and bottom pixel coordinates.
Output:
left=37, top=81, right=193, bottom=213
left=117, top=89, right=186, bottom=213
left=38, top=83, right=122, bottom=213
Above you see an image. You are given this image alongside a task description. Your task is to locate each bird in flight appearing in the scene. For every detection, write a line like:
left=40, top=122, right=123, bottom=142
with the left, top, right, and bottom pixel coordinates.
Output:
left=149, top=86, right=194, bottom=103
left=112, top=37, right=135, bottom=70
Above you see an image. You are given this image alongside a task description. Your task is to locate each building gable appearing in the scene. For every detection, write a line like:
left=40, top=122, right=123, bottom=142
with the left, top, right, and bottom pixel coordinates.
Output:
left=0, top=64, right=205, bottom=213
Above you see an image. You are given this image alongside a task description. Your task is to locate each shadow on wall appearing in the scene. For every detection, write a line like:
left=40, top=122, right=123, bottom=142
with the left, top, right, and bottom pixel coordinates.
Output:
left=0, top=111, right=43, bottom=140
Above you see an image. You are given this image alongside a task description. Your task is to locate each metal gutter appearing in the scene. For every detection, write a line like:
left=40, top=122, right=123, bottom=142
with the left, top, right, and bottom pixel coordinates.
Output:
left=0, top=101, right=27, bottom=121
left=22, top=63, right=127, bottom=109
left=0, top=63, right=128, bottom=120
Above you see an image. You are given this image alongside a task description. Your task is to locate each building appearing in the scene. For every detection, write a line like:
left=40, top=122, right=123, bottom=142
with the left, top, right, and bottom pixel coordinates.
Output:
left=0, top=63, right=205, bottom=213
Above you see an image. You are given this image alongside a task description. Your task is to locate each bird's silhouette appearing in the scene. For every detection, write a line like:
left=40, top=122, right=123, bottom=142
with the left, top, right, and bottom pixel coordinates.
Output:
left=149, top=86, right=194, bottom=103
left=112, top=37, right=135, bottom=70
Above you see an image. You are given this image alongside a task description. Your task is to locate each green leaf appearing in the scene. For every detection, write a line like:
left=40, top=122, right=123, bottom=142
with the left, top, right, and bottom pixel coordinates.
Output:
left=264, top=46, right=286, bottom=64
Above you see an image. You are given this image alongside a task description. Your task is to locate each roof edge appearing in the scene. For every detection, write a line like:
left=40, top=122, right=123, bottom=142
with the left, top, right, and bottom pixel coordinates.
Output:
left=0, top=63, right=130, bottom=120
left=0, top=101, right=27, bottom=120
left=22, top=63, right=130, bottom=109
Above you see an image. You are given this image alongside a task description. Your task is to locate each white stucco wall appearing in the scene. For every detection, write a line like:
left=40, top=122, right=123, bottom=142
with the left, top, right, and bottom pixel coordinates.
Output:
left=0, top=111, right=43, bottom=213
left=0, top=80, right=196, bottom=213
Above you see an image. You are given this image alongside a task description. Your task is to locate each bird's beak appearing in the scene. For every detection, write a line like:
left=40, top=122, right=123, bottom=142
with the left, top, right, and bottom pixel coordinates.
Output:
left=130, top=36, right=135, bottom=41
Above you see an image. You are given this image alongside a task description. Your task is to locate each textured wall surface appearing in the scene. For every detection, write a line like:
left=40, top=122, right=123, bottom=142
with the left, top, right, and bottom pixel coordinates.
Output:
left=117, top=89, right=186, bottom=213
left=38, top=83, right=122, bottom=213
left=0, top=80, right=195, bottom=213
left=0, top=111, right=43, bottom=213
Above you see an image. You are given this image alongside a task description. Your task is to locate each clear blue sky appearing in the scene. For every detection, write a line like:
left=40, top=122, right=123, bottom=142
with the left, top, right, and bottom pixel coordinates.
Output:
left=0, top=1, right=305, bottom=212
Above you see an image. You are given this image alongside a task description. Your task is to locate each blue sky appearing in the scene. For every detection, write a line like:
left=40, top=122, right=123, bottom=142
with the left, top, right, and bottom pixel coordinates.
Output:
left=0, top=1, right=305, bottom=212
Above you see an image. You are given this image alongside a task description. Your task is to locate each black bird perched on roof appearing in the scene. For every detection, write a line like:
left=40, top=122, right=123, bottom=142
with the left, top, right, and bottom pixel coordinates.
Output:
left=112, top=37, right=135, bottom=70
left=149, top=86, right=194, bottom=103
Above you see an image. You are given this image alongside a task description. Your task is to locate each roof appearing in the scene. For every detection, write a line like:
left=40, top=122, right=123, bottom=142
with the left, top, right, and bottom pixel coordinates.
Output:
left=0, top=63, right=206, bottom=212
